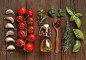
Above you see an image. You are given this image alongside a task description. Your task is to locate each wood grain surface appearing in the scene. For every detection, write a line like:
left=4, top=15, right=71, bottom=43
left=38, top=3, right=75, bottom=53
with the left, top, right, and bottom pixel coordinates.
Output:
left=0, top=0, right=86, bottom=60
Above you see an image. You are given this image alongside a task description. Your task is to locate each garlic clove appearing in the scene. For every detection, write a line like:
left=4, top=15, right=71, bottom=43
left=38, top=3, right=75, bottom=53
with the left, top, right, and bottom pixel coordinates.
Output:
left=6, top=30, right=14, bottom=36
left=5, top=23, right=14, bottom=28
left=4, top=17, right=14, bottom=23
left=6, top=37, right=15, bottom=43
left=7, top=45, right=15, bottom=50
left=6, top=9, right=14, bottom=14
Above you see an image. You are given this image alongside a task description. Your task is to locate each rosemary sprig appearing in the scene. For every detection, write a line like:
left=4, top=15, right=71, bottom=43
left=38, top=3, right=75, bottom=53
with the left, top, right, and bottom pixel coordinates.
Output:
left=37, top=9, right=48, bottom=25
left=62, top=20, right=72, bottom=53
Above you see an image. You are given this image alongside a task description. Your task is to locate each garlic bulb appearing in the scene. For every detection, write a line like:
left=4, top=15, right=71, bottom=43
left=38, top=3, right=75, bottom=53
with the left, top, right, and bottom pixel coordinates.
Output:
left=7, top=45, right=15, bottom=50
left=6, top=9, right=14, bottom=14
left=6, top=37, right=15, bottom=43
left=4, top=17, right=14, bottom=23
left=6, top=30, right=14, bottom=36
left=5, top=23, right=14, bottom=28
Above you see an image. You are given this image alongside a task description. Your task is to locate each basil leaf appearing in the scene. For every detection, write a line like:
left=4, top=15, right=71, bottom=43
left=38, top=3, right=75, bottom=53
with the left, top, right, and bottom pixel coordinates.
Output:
left=75, top=13, right=82, bottom=17
left=59, top=9, right=65, bottom=13
left=48, top=11, right=52, bottom=15
left=49, top=8, right=52, bottom=11
left=62, top=10, right=65, bottom=13
left=75, top=17, right=81, bottom=28
left=52, top=10, right=55, bottom=14
left=51, top=14, right=55, bottom=17
left=66, top=7, right=75, bottom=15
left=70, top=15, right=76, bottom=21
left=60, top=13, right=65, bottom=16
left=72, top=40, right=81, bottom=52
left=73, top=29, right=84, bottom=40
left=57, top=13, right=60, bottom=17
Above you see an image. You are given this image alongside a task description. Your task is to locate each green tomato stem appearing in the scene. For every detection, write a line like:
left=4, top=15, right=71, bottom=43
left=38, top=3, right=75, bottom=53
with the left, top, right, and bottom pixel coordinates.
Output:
left=24, top=18, right=27, bottom=43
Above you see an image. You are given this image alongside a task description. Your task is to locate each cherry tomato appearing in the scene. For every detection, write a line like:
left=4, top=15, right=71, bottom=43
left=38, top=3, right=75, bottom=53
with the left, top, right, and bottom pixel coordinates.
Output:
left=27, top=17, right=34, bottom=25
left=18, top=30, right=26, bottom=38
left=16, top=38, right=25, bottom=47
left=18, top=22, right=26, bottom=29
left=27, top=34, right=36, bottom=42
left=25, top=43, right=34, bottom=52
left=26, top=10, right=33, bottom=17
left=27, top=26, right=35, bottom=34
left=16, top=15, right=24, bottom=22
left=17, top=7, right=26, bottom=15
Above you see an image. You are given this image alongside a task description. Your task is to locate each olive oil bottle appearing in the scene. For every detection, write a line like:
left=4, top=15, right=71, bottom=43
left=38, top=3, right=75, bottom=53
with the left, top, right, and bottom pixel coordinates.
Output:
left=39, top=24, right=53, bottom=52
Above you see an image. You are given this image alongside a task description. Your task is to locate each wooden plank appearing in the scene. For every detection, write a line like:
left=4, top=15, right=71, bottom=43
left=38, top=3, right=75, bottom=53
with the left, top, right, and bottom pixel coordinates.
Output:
left=61, top=0, right=76, bottom=60
left=69, top=0, right=76, bottom=60
left=61, top=0, right=70, bottom=60
left=26, top=0, right=44, bottom=60
left=73, top=0, right=81, bottom=60
left=4, top=0, right=15, bottom=60
left=0, top=0, right=7, bottom=60
left=45, top=0, right=61, bottom=60
left=13, top=0, right=27, bottom=60
left=74, top=0, right=86, bottom=60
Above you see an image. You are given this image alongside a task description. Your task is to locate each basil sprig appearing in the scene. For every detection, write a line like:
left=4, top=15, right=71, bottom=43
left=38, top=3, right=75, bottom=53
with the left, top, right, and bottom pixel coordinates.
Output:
left=66, top=7, right=82, bottom=28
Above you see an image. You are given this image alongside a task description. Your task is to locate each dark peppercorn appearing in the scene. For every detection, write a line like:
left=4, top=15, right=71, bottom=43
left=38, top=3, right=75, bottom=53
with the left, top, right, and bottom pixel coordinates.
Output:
left=54, top=21, right=61, bottom=28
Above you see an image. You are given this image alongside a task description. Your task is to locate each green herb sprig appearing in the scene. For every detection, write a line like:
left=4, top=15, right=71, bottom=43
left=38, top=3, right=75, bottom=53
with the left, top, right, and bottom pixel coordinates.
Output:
left=47, top=8, right=55, bottom=17
left=62, top=20, right=72, bottom=53
left=37, top=9, right=48, bottom=25
left=57, top=9, right=65, bottom=17
left=66, top=7, right=82, bottom=28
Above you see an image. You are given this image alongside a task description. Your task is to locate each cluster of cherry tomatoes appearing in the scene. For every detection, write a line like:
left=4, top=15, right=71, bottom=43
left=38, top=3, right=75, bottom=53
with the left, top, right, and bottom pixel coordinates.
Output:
left=16, top=7, right=36, bottom=52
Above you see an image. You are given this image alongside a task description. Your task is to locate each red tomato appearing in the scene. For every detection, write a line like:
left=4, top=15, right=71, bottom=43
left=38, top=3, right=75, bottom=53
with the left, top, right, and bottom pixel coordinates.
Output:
left=27, top=34, right=36, bottom=42
left=16, top=38, right=25, bottom=47
left=16, top=15, right=24, bottom=22
left=18, top=30, right=26, bottom=38
left=26, top=10, right=33, bottom=17
left=25, top=43, right=34, bottom=52
left=17, top=7, right=26, bottom=15
left=27, top=17, right=34, bottom=25
left=27, top=26, right=35, bottom=34
left=18, top=22, right=26, bottom=29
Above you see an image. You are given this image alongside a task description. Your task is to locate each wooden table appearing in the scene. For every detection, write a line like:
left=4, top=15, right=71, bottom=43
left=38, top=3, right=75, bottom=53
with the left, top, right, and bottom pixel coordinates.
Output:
left=0, top=0, right=86, bottom=60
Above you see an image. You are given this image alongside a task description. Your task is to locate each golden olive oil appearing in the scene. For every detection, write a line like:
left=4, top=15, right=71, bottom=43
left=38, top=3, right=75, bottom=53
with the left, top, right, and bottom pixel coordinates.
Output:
left=40, top=24, right=53, bottom=52
left=40, top=36, right=53, bottom=52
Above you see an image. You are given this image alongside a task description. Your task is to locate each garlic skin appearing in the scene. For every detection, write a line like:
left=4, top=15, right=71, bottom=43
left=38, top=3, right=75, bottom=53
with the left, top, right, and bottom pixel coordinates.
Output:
left=7, top=45, right=15, bottom=50
left=5, top=23, right=14, bottom=28
left=6, top=37, right=15, bottom=43
left=6, top=9, right=14, bottom=14
left=6, top=30, right=14, bottom=36
left=5, top=17, right=14, bottom=23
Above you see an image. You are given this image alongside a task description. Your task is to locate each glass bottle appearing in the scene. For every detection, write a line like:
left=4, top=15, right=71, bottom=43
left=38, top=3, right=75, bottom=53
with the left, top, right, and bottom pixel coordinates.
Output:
left=39, top=24, right=53, bottom=52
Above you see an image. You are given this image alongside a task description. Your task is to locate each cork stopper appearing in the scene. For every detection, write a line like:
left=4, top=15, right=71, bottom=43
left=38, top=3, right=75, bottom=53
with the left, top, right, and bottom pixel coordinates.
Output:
left=43, top=24, right=49, bottom=27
